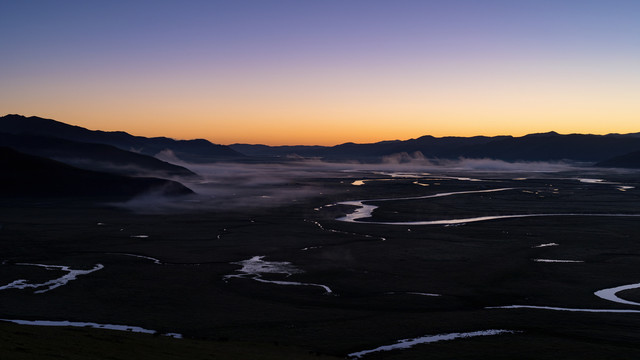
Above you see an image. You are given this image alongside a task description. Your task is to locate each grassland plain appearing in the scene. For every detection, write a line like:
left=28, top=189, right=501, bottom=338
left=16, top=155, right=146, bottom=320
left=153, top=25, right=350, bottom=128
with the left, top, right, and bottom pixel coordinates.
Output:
left=1, top=170, right=640, bottom=359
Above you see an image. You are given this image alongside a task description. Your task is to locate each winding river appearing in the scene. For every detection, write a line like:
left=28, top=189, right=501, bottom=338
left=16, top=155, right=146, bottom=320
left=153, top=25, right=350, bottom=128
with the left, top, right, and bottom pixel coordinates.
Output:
left=223, top=256, right=333, bottom=294
left=334, top=187, right=640, bottom=226
left=0, top=263, right=103, bottom=294
left=594, top=282, right=640, bottom=306
left=348, top=329, right=517, bottom=358
left=0, top=319, right=182, bottom=338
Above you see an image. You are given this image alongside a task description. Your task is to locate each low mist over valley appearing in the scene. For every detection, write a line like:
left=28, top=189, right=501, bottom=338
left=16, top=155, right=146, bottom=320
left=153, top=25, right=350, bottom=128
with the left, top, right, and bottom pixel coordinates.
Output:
left=3, top=114, right=640, bottom=211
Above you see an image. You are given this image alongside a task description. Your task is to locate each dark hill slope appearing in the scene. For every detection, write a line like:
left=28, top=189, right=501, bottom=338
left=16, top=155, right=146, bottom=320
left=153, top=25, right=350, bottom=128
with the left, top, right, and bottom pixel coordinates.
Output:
left=0, top=133, right=196, bottom=177
left=457, top=132, right=640, bottom=162
left=0, top=147, right=193, bottom=198
left=326, top=135, right=505, bottom=160
left=0, top=114, right=243, bottom=163
left=595, top=150, right=640, bottom=169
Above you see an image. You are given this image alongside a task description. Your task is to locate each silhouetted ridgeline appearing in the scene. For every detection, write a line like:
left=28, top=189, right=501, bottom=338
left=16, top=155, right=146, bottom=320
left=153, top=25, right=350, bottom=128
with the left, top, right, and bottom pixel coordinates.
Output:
left=232, top=131, right=640, bottom=163
left=0, top=114, right=243, bottom=163
left=0, top=132, right=196, bottom=177
left=0, top=147, right=193, bottom=198
left=3, top=114, right=640, bottom=166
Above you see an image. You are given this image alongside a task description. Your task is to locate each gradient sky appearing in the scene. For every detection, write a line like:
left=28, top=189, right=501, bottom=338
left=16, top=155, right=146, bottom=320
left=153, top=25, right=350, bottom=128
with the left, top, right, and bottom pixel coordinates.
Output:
left=1, top=1, right=639, bottom=145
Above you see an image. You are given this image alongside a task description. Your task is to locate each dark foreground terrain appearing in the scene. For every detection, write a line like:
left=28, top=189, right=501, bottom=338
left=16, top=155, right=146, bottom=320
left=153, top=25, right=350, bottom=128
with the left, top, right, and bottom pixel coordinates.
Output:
left=1, top=166, right=640, bottom=359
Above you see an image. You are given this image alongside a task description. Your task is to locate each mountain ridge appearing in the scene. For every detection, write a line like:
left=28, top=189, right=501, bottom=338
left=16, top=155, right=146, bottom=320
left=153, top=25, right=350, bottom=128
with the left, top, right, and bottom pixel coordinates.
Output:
left=0, top=114, right=243, bottom=163
left=231, top=132, right=640, bottom=163
left=4, top=114, right=640, bottom=165
left=0, top=132, right=196, bottom=177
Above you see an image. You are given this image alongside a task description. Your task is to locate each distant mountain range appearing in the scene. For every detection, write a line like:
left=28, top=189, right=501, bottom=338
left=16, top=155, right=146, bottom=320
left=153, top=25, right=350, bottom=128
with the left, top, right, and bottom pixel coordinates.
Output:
left=2, top=114, right=640, bottom=189
left=231, top=132, right=640, bottom=166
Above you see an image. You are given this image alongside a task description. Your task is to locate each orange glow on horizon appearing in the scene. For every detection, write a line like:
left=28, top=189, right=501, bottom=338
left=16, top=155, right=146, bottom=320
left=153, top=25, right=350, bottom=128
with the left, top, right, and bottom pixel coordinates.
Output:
left=23, top=108, right=639, bottom=147
left=6, top=54, right=637, bottom=146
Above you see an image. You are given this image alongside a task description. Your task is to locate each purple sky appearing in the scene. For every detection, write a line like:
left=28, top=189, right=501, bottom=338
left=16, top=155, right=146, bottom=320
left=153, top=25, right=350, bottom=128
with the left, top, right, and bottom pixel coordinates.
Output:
left=2, top=1, right=639, bottom=144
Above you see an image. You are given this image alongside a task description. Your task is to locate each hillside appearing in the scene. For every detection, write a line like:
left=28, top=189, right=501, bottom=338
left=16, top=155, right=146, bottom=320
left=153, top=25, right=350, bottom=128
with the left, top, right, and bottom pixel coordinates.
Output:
left=595, top=150, right=640, bottom=169
left=0, top=114, right=243, bottom=163
left=0, top=147, right=193, bottom=198
left=5, top=114, right=639, bottom=164
left=0, top=132, right=196, bottom=177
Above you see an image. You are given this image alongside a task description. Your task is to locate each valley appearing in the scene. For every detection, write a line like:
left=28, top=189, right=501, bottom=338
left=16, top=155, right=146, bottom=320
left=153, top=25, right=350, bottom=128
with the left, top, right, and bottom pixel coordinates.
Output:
left=2, top=165, right=640, bottom=359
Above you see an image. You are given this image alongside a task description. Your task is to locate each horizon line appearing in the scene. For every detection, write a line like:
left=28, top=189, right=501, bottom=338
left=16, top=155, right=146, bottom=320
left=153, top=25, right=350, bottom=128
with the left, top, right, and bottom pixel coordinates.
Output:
left=3, top=114, right=639, bottom=147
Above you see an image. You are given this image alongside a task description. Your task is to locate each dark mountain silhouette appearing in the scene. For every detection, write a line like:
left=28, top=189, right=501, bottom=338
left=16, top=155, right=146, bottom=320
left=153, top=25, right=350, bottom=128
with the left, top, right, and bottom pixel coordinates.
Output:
left=456, top=132, right=640, bottom=162
left=595, top=150, right=640, bottom=169
left=327, top=135, right=508, bottom=160
left=231, top=136, right=504, bottom=160
left=231, top=132, right=640, bottom=163
left=0, top=114, right=243, bottom=163
left=4, top=114, right=639, bottom=164
left=0, top=132, right=196, bottom=177
left=0, top=147, right=193, bottom=198
left=230, top=144, right=328, bottom=158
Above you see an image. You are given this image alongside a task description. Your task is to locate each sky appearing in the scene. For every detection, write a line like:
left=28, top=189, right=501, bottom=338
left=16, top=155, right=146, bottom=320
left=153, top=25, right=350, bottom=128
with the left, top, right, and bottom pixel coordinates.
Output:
left=1, top=1, right=639, bottom=145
